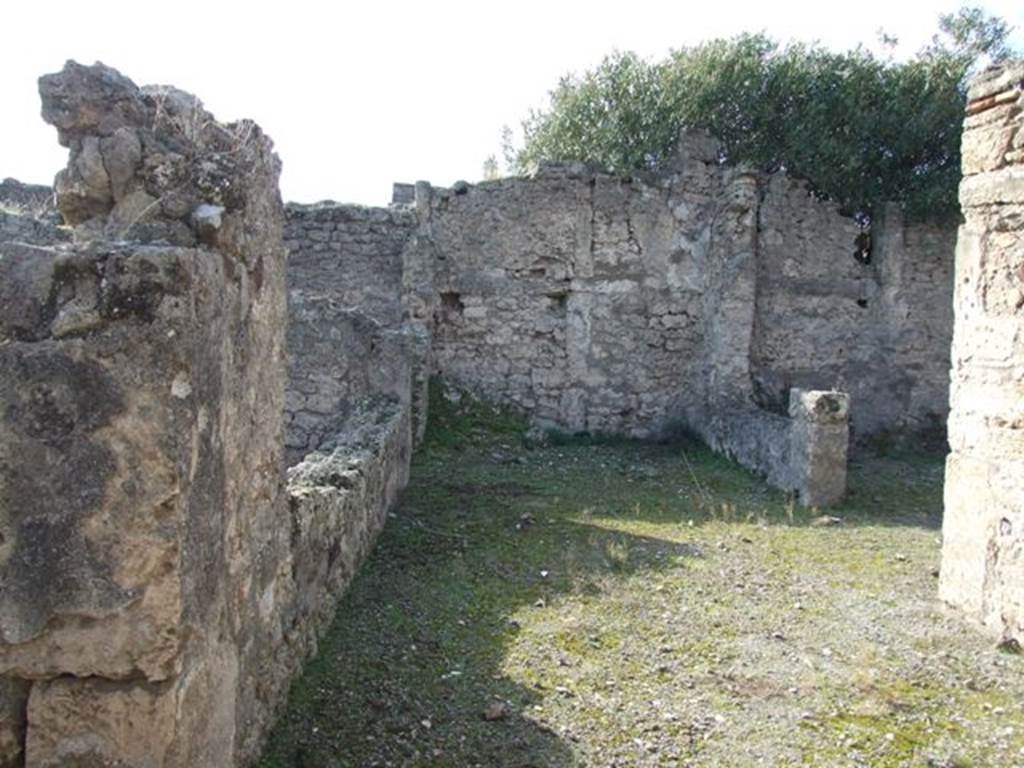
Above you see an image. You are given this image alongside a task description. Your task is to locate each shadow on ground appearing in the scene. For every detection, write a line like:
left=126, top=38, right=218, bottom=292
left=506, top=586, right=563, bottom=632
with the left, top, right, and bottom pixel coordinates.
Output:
left=258, top=390, right=1017, bottom=768
left=257, top=442, right=708, bottom=767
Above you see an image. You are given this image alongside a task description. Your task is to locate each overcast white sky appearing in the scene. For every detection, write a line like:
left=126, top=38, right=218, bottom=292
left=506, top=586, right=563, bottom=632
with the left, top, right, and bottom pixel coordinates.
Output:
left=4, top=1, right=1022, bottom=205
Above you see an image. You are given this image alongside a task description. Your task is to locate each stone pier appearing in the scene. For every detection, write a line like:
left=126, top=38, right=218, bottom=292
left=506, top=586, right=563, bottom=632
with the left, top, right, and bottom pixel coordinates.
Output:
left=940, top=62, right=1024, bottom=641
left=0, top=61, right=292, bottom=768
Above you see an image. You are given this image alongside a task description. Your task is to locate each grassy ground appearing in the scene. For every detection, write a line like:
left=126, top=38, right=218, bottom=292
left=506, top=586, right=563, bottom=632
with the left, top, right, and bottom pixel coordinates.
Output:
left=258, top=387, right=1024, bottom=768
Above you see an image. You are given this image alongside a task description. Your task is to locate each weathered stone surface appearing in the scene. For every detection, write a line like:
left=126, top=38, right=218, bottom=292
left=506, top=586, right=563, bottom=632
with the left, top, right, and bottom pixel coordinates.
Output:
left=39, top=60, right=283, bottom=254
left=0, top=679, right=28, bottom=768
left=285, top=398, right=411, bottom=658
left=696, top=407, right=792, bottom=492
left=686, top=389, right=849, bottom=508
left=941, top=61, right=1024, bottom=643
left=285, top=298, right=414, bottom=462
left=960, top=167, right=1024, bottom=207
left=1, top=54, right=969, bottom=765
left=752, top=194, right=954, bottom=445
left=284, top=202, right=420, bottom=460
left=0, top=179, right=68, bottom=246
left=25, top=645, right=238, bottom=768
left=282, top=130, right=954, bottom=504
left=0, top=230, right=289, bottom=760
left=409, top=154, right=710, bottom=438
left=1, top=59, right=424, bottom=768
left=967, top=62, right=1024, bottom=104
left=0, top=179, right=53, bottom=213
left=788, top=389, right=849, bottom=507
left=391, top=182, right=415, bottom=205
left=379, top=136, right=952, bottom=446
left=0, top=243, right=206, bottom=681
left=1, top=60, right=290, bottom=767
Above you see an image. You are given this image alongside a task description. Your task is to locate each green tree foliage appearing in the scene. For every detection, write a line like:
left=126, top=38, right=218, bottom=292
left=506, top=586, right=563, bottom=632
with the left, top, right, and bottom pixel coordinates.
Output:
left=513, top=7, right=1015, bottom=222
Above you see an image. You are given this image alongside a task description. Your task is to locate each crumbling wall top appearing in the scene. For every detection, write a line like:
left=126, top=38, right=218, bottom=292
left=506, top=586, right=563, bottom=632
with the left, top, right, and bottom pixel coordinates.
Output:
left=967, top=62, right=1024, bottom=104
left=39, top=60, right=283, bottom=263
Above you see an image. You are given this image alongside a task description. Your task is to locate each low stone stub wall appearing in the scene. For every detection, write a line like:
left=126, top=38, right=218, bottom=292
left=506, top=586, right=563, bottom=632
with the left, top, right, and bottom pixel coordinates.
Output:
left=286, top=397, right=411, bottom=659
left=695, top=389, right=849, bottom=507
left=940, top=62, right=1024, bottom=641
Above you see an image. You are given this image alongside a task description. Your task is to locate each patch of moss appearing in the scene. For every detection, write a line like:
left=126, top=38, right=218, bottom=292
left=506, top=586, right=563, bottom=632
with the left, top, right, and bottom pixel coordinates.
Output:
left=419, top=376, right=527, bottom=451
left=258, top=390, right=1020, bottom=768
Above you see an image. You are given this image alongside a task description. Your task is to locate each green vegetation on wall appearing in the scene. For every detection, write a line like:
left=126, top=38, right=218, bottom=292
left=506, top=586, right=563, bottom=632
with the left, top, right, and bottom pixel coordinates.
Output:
left=509, top=7, right=1016, bottom=223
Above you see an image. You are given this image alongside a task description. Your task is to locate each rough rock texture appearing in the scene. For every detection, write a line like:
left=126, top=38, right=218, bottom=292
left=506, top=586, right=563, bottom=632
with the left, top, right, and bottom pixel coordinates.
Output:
left=1, top=61, right=291, bottom=768
left=411, top=156, right=707, bottom=438
left=0, top=210, right=68, bottom=247
left=281, top=131, right=954, bottom=502
left=940, top=62, right=1024, bottom=642
left=0, top=180, right=53, bottom=213
left=283, top=203, right=423, bottom=462
left=393, top=134, right=952, bottom=446
left=787, top=389, right=850, bottom=508
left=0, top=179, right=68, bottom=246
left=39, top=60, right=278, bottom=254
left=286, top=398, right=411, bottom=658
left=752, top=187, right=955, bottom=444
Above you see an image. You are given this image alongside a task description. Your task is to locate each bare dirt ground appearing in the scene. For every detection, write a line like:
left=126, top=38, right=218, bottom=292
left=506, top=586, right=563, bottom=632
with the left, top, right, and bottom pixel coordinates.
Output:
left=259, top=395, right=1023, bottom=767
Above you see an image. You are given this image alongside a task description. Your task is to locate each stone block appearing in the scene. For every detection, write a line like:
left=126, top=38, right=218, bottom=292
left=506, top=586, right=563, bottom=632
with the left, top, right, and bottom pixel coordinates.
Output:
left=788, top=389, right=850, bottom=508
left=25, top=641, right=238, bottom=768
left=960, top=166, right=1024, bottom=208
left=961, top=124, right=1019, bottom=176
left=967, top=63, right=1024, bottom=104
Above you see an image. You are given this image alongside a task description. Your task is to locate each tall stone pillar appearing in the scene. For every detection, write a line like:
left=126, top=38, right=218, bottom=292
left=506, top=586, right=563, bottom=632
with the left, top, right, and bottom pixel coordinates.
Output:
left=940, top=63, right=1024, bottom=641
left=0, top=61, right=288, bottom=766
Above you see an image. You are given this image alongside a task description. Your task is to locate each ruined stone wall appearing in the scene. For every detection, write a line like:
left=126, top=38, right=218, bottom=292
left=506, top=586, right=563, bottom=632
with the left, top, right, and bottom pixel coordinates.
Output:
left=0, top=61, right=410, bottom=768
left=283, top=203, right=418, bottom=462
left=1, top=237, right=287, bottom=768
left=940, top=63, right=1024, bottom=642
left=0, top=55, right=969, bottom=767
left=751, top=179, right=956, bottom=443
left=410, top=138, right=723, bottom=438
left=282, top=130, right=955, bottom=502
left=398, top=136, right=955, bottom=446
left=0, top=62, right=294, bottom=768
